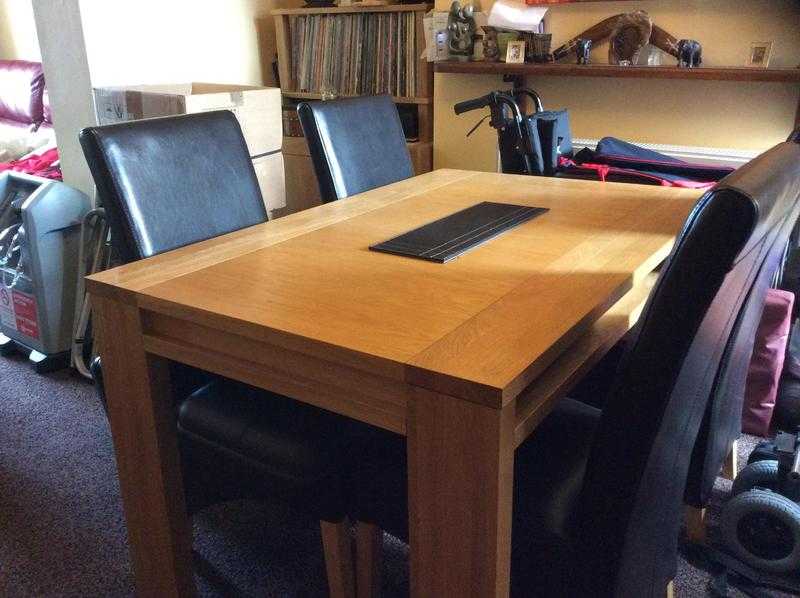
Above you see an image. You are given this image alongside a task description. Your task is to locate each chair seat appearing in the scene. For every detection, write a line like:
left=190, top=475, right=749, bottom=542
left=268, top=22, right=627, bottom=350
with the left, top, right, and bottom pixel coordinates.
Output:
left=510, top=398, right=600, bottom=597
left=179, top=379, right=363, bottom=485
left=177, top=380, right=374, bottom=521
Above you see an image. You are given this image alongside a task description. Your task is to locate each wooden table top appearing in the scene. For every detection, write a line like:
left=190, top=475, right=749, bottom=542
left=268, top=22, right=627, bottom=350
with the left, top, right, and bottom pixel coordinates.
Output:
left=88, top=169, right=700, bottom=408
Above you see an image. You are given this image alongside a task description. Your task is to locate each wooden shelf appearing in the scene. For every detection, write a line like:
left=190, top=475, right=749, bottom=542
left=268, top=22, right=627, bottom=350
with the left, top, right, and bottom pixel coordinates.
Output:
left=272, top=3, right=430, bottom=15
left=274, top=3, right=435, bottom=214
left=434, top=61, right=800, bottom=83
left=282, top=91, right=432, bottom=104
left=526, top=0, right=639, bottom=3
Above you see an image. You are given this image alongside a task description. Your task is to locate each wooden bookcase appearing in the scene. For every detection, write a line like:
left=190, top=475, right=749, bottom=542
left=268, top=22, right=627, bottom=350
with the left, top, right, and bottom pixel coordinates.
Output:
left=273, top=3, right=434, bottom=214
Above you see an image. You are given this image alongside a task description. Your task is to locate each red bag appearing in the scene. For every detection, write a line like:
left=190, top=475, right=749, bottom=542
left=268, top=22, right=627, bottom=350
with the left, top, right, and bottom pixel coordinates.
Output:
left=742, top=289, right=795, bottom=436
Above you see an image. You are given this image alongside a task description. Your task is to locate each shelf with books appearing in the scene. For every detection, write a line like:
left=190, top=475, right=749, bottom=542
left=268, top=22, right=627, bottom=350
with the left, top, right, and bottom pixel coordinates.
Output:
left=274, top=5, right=431, bottom=101
left=281, top=90, right=433, bottom=105
left=272, top=4, right=432, bottom=16
left=273, top=3, right=434, bottom=211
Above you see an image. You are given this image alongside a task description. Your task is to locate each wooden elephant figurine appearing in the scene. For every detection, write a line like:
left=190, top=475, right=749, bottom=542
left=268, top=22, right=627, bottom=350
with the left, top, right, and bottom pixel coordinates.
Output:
left=677, top=39, right=702, bottom=68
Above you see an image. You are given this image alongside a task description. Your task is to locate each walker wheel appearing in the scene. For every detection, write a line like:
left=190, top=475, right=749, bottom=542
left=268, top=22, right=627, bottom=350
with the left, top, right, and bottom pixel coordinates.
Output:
left=721, top=489, right=800, bottom=573
left=732, top=460, right=780, bottom=495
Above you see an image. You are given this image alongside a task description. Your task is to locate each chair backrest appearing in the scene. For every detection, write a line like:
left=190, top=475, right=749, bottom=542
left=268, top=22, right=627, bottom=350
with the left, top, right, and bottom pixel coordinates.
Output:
left=576, top=139, right=800, bottom=597
left=686, top=129, right=800, bottom=508
left=686, top=204, right=797, bottom=507
left=686, top=130, right=800, bottom=507
left=297, top=95, right=414, bottom=203
left=80, top=111, right=267, bottom=263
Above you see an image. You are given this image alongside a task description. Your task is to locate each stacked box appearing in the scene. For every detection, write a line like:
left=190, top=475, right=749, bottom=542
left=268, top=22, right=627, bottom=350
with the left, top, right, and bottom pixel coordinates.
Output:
left=93, top=83, right=285, bottom=217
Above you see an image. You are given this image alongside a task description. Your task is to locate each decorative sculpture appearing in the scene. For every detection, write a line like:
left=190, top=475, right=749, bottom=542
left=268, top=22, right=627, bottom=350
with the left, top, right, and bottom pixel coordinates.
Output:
left=447, top=1, right=477, bottom=62
left=576, top=38, right=592, bottom=64
left=608, top=11, right=652, bottom=65
left=551, top=12, right=687, bottom=67
left=677, top=39, right=702, bottom=68
left=483, top=27, right=500, bottom=62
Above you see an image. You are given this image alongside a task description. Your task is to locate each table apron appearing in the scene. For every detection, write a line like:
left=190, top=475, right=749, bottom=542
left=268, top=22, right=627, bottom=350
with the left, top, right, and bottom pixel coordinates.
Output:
left=140, top=309, right=409, bottom=435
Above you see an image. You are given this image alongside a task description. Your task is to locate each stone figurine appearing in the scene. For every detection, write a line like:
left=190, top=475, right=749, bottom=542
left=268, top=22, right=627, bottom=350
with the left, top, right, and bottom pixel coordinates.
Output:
left=576, top=38, right=592, bottom=64
left=447, top=1, right=477, bottom=62
left=677, top=39, right=702, bottom=68
left=483, top=28, right=500, bottom=62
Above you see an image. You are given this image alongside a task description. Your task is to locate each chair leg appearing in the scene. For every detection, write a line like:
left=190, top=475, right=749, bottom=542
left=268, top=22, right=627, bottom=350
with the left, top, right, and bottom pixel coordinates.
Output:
left=721, top=438, right=739, bottom=480
left=666, top=579, right=675, bottom=598
left=320, top=520, right=356, bottom=598
left=685, top=506, right=707, bottom=545
left=355, top=522, right=383, bottom=598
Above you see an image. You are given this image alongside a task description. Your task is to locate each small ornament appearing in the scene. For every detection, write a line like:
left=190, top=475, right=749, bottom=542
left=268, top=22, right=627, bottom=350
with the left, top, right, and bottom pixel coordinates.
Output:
left=575, top=38, right=592, bottom=64
left=608, top=11, right=652, bottom=66
left=483, top=28, right=500, bottom=62
left=677, top=39, right=702, bottom=68
left=447, top=1, right=477, bottom=62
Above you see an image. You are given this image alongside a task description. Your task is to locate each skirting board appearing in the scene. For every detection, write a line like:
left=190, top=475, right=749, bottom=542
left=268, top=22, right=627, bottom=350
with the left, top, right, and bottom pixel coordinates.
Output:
left=572, top=138, right=761, bottom=168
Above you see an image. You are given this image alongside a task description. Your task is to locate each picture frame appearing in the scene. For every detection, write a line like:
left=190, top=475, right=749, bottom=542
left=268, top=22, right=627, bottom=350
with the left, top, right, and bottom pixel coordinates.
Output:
left=746, top=41, right=773, bottom=68
left=505, top=40, right=526, bottom=64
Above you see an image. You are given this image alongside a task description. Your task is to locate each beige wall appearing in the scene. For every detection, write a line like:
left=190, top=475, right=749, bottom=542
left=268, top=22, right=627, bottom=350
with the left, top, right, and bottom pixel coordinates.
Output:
left=0, top=0, right=41, bottom=61
left=31, top=0, right=298, bottom=196
left=79, top=0, right=289, bottom=87
left=434, top=0, right=800, bottom=171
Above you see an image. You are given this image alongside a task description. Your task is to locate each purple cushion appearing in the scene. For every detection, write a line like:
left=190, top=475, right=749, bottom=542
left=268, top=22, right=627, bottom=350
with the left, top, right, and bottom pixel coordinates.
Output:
left=0, top=60, right=45, bottom=125
left=742, top=289, right=795, bottom=436
left=0, top=116, right=34, bottom=132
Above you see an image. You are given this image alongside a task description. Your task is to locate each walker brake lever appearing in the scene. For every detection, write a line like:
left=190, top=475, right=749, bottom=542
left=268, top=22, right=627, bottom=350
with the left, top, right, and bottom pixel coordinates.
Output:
left=466, top=114, right=490, bottom=137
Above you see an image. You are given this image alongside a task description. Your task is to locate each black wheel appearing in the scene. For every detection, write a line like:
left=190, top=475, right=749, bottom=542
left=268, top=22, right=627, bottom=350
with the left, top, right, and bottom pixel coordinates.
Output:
left=732, top=460, right=780, bottom=495
left=774, top=379, right=800, bottom=431
left=747, top=441, right=778, bottom=465
left=721, top=489, right=800, bottom=573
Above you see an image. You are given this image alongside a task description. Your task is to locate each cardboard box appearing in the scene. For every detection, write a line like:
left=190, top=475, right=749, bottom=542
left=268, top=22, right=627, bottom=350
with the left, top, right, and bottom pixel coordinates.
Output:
left=281, top=136, right=323, bottom=217
left=253, top=151, right=287, bottom=218
left=93, top=83, right=282, bottom=156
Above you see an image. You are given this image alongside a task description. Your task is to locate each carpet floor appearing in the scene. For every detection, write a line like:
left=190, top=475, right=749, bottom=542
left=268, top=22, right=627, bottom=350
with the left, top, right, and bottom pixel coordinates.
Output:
left=0, top=352, right=785, bottom=597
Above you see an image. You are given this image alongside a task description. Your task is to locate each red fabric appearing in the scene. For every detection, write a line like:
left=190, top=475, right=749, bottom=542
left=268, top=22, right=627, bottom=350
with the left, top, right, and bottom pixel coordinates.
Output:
left=557, top=156, right=717, bottom=189
left=0, top=147, right=61, bottom=180
left=742, top=289, right=795, bottom=436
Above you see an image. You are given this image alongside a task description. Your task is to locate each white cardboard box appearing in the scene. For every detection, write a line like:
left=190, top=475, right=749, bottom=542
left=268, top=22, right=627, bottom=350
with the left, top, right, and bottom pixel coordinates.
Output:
left=252, top=152, right=286, bottom=218
left=93, top=83, right=282, bottom=156
left=92, top=82, right=286, bottom=216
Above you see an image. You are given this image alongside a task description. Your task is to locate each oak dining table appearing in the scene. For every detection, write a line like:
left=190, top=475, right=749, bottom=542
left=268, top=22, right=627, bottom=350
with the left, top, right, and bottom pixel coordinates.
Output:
left=86, top=169, right=701, bottom=598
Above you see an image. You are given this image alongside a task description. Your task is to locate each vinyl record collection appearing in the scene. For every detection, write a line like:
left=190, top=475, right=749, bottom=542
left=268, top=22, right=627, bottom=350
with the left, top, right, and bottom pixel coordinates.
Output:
left=288, top=12, right=419, bottom=98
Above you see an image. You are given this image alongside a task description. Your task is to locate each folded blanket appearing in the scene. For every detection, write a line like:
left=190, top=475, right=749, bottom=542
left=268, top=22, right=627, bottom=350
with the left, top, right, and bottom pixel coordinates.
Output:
left=0, top=121, right=54, bottom=162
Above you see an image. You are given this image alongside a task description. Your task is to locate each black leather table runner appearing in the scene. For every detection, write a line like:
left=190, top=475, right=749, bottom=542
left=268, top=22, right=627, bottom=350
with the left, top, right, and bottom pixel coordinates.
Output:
left=370, top=201, right=548, bottom=263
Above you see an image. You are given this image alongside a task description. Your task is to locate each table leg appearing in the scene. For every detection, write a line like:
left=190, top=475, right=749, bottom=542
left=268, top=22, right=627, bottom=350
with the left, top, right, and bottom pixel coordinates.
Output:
left=407, top=389, right=516, bottom=597
left=94, top=296, right=195, bottom=597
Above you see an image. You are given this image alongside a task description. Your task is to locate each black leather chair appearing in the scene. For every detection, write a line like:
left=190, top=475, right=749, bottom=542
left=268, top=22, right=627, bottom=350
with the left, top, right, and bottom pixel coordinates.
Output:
left=573, top=134, right=800, bottom=543
left=685, top=130, right=800, bottom=531
left=347, top=139, right=800, bottom=597
left=685, top=193, right=799, bottom=527
left=80, top=111, right=369, bottom=595
left=297, top=95, right=414, bottom=203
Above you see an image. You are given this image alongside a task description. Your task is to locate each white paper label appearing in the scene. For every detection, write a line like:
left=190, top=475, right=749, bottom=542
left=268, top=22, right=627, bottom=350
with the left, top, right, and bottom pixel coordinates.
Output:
left=0, top=286, right=17, bottom=332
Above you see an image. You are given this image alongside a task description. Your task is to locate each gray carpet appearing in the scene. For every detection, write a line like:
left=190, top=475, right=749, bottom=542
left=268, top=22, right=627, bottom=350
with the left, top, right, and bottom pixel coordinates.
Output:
left=0, top=352, right=782, bottom=597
